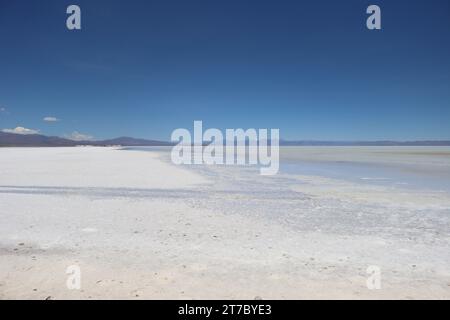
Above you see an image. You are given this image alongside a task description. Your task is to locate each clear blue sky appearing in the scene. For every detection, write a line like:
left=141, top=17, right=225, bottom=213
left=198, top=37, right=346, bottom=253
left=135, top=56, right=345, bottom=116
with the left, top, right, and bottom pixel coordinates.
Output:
left=0, top=0, right=449, bottom=141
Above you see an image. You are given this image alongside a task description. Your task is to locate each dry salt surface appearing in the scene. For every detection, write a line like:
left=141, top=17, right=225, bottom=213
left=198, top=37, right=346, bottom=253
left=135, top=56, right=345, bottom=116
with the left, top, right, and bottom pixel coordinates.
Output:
left=0, top=147, right=449, bottom=299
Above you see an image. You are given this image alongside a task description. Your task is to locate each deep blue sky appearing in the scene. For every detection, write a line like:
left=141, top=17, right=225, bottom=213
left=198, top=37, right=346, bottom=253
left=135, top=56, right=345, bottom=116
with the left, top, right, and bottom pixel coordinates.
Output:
left=1, top=0, right=449, bottom=140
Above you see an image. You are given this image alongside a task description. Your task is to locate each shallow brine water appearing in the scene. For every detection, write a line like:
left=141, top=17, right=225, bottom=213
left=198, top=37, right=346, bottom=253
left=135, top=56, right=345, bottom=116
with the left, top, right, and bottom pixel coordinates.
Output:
left=125, top=146, right=450, bottom=192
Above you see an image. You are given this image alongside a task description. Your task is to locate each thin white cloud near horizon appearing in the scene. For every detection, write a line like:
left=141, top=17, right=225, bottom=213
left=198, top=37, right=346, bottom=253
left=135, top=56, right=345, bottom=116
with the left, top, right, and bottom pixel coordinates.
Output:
left=2, top=126, right=40, bottom=135
left=43, top=116, right=60, bottom=122
left=65, top=131, right=94, bottom=141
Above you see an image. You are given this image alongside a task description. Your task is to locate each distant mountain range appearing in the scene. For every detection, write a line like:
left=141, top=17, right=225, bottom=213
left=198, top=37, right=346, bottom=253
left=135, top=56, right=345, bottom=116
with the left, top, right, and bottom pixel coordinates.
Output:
left=1, top=131, right=450, bottom=147
left=0, top=132, right=172, bottom=147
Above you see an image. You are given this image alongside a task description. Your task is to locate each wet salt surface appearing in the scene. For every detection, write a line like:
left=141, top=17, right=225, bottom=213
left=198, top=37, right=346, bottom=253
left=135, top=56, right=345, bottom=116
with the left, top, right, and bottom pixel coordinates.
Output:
left=282, top=160, right=450, bottom=192
left=279, top=147, right=450, bottom=192
left=125, top=146, right=450, bottom=241
left=128, top=146, right=450, bottom=192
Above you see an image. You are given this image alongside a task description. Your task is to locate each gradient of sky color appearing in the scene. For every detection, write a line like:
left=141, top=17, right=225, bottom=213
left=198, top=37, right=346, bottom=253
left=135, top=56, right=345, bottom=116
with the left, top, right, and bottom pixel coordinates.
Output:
left=1, top=0, right=449, bottom=141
